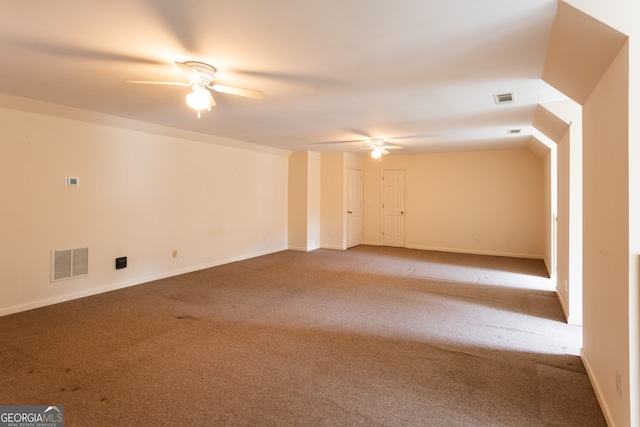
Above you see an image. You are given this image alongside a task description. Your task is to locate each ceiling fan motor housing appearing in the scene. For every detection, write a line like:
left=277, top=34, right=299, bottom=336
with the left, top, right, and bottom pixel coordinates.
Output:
left=183, top=61, right=217, bottom=84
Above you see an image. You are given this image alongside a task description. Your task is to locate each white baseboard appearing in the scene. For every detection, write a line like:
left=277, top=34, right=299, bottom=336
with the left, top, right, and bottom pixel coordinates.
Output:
left=346, top=242, right=543, bottom=259
left=556, top=288, right=570, bottom=320
left=555, top=288, right=583, bottom=326
left=0, top=247, right=286, bottom=318
left=581, top=348, right=615, bottom=427
left=567, top=314, right=583, bottom=326
left=405, top=244, right=544, bottom=260
left=288, top=245, right=311, bottom=252
left=319, top=244, right=346, bottom=250
left=543, top=257, right=552, bottom=277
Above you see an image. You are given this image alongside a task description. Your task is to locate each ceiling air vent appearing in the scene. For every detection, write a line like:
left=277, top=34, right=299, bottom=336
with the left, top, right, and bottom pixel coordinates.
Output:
left=508, top=129, right=522, bottom=135
left=493, top=92, right=515, bottom=104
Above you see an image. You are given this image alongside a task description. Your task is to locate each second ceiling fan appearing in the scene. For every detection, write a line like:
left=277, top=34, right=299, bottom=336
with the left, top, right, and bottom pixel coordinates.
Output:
left=126, top=61, right=265, bottom=117
left=366, top=138, right=403, bottom=159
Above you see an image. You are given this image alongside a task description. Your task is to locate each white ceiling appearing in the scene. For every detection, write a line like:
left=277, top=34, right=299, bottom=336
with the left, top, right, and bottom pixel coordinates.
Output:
left=0, top=0, right=567, bottom=155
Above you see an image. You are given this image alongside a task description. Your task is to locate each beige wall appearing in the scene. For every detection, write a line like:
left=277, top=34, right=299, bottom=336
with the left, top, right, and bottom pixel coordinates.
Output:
left=307, top=152, right=321, bottom=249
left=541, top=146, right=555, bottom=278
left=288, top=151, right=321, bottom=251
left=536, top=99, right=582, bottom=326
left=288, top=151, right=309, bottom=250
left=629, top=22, right=640, bottom=427
left=582, top=42, right=631, bottom=427
left=318, top=152, right=364, bottom=250
left=555, top=128, right=573, bottom=320
left=0, top=105, right=289, bottom=316
left=3, top=3, right=639, bottom=423
left=544, top=2, right=638, bottom=425
left=320, top=152, right=345, bottom=249
left=362, top=149, right=545, bottom=259
left=556, top=121, right=583, bottom=326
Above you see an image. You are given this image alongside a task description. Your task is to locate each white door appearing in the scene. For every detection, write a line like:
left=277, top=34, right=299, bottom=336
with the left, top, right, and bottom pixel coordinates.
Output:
left=382, top=169, right=405, bottom=247
left=347, top=168, right=363, bottom=248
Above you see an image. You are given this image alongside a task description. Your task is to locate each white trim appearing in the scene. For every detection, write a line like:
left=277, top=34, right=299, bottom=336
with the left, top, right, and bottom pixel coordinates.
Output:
left=567, top=314, right=583, bottom=326
left=555, top=288, right=584, bottom=325
left=556, top=288, right=583, bottom=326
left=0, top=94, right=291, bottom=157
left=0, top=248, right=284, bottom=318
left=288, top=246, right=312, bottom=252
left=405, top=244, right=544, bottom=260
left=581, top=348, right=615, bottom=427
left=556, top=288, right=570, bottom=320
left=319, top=244, right=346, bottom=250
left=543, top=256, right=552, bottom=277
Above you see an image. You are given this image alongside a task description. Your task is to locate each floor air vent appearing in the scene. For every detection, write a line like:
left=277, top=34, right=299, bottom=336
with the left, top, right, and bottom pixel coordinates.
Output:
left=51, top=247, right=89, bottom=282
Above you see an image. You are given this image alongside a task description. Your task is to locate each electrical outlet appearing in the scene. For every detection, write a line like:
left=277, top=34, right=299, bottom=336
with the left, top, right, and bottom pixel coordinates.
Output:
left=474, top=235, right=479, bottom=242
left=172, top=250, right=178, bottom=258
left=564, top=280, right=568, bottom=292
left=329, top=231, right=334, bottom=238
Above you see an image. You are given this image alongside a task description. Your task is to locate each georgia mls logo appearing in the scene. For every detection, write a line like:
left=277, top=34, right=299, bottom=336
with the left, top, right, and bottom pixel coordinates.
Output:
left=0, top=405, right=64, bottom=427
left=44, top=406, right=63, bottom=420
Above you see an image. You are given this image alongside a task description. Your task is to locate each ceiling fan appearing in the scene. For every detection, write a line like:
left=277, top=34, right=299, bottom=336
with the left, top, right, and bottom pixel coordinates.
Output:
left=126, top=61, right=265, bottom=117
left=366, top=138, right=403, bottom=159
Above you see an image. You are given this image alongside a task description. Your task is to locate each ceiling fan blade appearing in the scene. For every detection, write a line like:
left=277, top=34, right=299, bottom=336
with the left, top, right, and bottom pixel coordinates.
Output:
left=175, top=61, right=200, bottom=81
left=210, top=84, right=265, bottom=100
left=381, top=145, right=403, bottom=150
left=206, top=89, right=216, bottom=107
left=314, top=139, right=368, bottom=146
left=147, top=3, right=199, bottom=52
left=379, top=148, right=390, bottom=155
left=387, top=133, right=438, bottom=141
left=9, top=38, right=165, bottom=65
left=125, top=80, right=191, bottom=86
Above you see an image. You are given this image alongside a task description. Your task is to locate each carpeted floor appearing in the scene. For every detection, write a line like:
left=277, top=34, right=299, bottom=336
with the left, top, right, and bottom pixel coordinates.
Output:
left=0, top=246, right=606, bottom=426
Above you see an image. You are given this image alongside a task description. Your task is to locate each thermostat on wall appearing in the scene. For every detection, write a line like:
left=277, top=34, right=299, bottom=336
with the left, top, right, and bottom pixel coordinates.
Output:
left=65, top=177, right=80, bottom=186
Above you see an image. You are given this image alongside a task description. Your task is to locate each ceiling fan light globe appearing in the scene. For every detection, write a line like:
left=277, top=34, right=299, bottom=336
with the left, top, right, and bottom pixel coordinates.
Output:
left=186, top=89, right=211, bottom=111
left=371, top=148, right=382, bottom=159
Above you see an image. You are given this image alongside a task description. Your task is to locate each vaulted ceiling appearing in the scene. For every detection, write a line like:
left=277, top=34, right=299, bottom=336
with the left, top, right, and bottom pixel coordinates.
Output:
left=0, top=0, right=568, bottom=155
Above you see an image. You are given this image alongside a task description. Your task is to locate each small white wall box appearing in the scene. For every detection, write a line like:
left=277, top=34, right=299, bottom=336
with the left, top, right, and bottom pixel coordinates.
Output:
left=66, top=177, right=80, bottom=186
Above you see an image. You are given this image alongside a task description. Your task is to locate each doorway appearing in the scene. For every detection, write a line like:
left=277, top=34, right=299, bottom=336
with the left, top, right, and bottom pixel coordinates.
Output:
left=347, top=168, right=362, bottom=248
left=382, top=169, right=405, bottom=247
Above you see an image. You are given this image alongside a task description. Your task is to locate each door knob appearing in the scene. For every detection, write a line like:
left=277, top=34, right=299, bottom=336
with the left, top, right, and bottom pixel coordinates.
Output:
left=401, top=211, right=404, bottom=214
left=347, top=211, right=353, bottom=214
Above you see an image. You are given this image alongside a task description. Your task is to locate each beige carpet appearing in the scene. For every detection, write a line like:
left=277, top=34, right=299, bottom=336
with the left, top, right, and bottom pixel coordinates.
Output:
left=0, top=246, right=605, bottom=426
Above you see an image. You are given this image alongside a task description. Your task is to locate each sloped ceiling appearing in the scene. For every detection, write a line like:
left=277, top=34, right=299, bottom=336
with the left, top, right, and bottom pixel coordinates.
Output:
left=543, top=1, right=628, bottom=105
left=0, top=0, right=569, bottom=155
left=534, top=104, right=570, bottom=143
